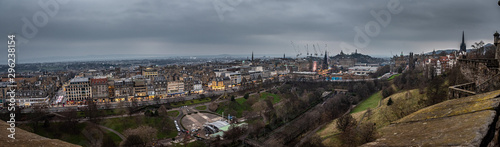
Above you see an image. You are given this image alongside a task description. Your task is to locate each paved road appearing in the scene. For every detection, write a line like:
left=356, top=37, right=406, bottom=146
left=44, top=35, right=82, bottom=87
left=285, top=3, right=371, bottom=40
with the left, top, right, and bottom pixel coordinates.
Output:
left=19, top=90, right=227, bottom=113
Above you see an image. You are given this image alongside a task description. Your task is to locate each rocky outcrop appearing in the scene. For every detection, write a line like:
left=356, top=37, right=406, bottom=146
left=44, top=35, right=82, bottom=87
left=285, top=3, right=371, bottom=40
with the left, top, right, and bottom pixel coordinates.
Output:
left=0, top=120, right=80, bottom=147
left=363, top=90, right=500, bottom=146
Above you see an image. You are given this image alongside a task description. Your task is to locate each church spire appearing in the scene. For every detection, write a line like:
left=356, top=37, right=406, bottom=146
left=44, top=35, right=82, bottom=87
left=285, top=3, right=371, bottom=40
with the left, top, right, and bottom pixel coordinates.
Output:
left=251, top=51, right=254, bottom=62
left=323, top=50, right=328, bottom=70
left=462, top=31, right=464, bottom=43
left=460, top=31, right=467, bottom=53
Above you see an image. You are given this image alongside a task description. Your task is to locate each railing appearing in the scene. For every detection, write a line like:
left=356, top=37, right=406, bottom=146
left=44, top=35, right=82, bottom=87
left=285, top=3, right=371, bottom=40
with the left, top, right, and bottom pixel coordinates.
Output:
left=449, top=82, right=476, bottom=99
left=476, top=72, right=500, bottom=93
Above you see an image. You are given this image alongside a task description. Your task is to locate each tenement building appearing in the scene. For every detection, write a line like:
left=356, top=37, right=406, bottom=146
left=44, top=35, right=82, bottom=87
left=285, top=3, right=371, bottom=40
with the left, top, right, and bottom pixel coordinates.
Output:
left=91, top=77, right=108, bottom=102
left=65, top=77, right=91, bottom=102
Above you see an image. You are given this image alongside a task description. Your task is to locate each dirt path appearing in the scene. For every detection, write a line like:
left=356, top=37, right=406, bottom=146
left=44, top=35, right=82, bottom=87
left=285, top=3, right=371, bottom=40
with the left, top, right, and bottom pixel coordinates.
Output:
left=97, top=125, right=126, bottom=141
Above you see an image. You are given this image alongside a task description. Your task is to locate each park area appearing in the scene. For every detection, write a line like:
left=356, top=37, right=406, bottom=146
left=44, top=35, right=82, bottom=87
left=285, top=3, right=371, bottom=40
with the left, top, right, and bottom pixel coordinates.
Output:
left=215, top=92, right=282, bottom=118
left=100, top=115, right=178, bottom=140
left=351, top=91, right=383, bottom=113
left=170, top=98, right=212, bottom=107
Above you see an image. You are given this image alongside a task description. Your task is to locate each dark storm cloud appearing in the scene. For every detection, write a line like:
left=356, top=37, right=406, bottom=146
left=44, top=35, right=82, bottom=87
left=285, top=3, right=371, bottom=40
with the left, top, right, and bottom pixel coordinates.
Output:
left=0, top=0, right=499, bottom=63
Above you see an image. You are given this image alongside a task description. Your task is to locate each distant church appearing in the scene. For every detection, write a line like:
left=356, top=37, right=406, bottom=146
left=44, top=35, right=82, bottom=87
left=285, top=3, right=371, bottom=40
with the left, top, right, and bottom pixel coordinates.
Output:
left=460, top=31, right=467, bottom=53
left=495, top=31, right=500, bottom=61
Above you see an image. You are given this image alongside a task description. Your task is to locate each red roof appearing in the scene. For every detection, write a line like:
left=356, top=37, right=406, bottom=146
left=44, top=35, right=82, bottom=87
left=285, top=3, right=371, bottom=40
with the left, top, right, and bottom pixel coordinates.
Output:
left=90, top=78, right=107, bottom=85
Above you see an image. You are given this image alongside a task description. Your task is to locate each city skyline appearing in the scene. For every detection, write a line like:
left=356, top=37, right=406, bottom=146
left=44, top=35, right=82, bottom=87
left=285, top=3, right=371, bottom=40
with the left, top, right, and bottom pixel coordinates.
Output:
left=1, top=0, right=499, bottom=63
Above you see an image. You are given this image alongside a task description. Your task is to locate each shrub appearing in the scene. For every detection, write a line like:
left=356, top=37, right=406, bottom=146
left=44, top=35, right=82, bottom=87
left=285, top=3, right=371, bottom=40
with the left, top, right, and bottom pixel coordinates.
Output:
left=387, top=98, right=393, bottom=106
left=382, top=87, right=394, bottom=98
left=144, top=110, right=152, bottom=116
left=123, top=135, right=144, bottom=147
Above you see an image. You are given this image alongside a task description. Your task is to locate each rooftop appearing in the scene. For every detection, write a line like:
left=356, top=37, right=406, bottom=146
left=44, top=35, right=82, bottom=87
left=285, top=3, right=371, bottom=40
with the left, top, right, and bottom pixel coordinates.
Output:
left=69, top=77, right=89, bottom=83
left=207, top=121, right=230, bottom=129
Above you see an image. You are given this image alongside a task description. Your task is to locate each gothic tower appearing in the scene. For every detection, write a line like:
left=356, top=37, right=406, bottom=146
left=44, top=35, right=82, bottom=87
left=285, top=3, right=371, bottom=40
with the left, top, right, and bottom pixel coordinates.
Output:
left=323, top=51, right=328, bottom=70
left=460, top=31, right=467, bottom=53
left=494, top=31, right=499, bottom=61
left=251, top=51, right=254, bottom=62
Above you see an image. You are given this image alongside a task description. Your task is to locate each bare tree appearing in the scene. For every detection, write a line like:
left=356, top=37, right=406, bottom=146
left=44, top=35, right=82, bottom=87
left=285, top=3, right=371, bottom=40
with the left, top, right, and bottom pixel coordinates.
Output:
left=29, top=105, right=48, bottom=133
left=223, top=126, right=247, bottom=143
left=336, top=114, right=356, bottom=133
left=471, top=41, right=485, bottom=59
left=358, top=122, right=377, bottom=143
left=123, top=125, right=158, bottom=145
left=60, top=109, right=79, bottom=134
left=299, top=134, right=325, bottom=147
left=84, top=100, right=102, bottom=123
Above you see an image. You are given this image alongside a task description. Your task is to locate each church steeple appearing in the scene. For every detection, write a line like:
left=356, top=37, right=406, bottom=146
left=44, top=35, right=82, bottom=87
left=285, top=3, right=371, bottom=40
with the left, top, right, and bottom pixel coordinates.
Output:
left=323, top=51, right=328, bottom=70
left=460, top=31, right=467, bottom=53
left=251, top=51, right=254, bottom=62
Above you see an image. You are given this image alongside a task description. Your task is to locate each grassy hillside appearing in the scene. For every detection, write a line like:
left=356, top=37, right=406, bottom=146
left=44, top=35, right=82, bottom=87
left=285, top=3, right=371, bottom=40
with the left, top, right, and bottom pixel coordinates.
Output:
left=351, top=91, right=383, bottom=113
left=317, top=89, right=428, bottom=146
left=100, top=115, right=177, bottom=139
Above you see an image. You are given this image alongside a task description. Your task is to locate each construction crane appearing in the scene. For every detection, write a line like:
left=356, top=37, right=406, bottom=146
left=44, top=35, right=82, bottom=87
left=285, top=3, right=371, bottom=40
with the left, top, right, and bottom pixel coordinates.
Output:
left=318, top=43, right=323, bottom=56
left=313, top=44, right=318, bottom=56
left=291, top=41, right=303, bottom=58
left=306, top=44, right=310, bottom=56
left=297, top=46, right=302, bottom=57
left=291, top=41, right=298, bottom=57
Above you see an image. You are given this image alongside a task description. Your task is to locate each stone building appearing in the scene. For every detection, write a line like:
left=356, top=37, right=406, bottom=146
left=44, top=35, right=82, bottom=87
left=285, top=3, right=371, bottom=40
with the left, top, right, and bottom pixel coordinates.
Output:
left=113, top=78, right=134, bottom=101
left=90, top=77, right=108, bottom=102
left=65, top=77, right=91, bottom=102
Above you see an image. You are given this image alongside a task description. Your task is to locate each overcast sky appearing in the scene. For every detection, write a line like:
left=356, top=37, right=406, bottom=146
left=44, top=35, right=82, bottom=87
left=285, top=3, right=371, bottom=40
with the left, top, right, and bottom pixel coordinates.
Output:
left=1, top=0, right=500, bottom=63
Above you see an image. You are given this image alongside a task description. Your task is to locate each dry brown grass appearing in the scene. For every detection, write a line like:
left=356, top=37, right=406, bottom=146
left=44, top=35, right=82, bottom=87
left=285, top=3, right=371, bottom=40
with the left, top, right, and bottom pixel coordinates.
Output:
left=317, top=89, right=428, bottom=146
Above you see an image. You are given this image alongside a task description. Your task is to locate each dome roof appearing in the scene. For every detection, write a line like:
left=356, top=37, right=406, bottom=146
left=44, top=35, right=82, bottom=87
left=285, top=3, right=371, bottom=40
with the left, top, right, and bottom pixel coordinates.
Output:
left=495, top=31, right=499, bottom=36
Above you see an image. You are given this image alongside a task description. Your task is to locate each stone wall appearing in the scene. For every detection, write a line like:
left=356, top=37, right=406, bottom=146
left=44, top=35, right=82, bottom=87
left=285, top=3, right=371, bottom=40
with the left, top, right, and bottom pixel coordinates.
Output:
left=362, top=90, right=500, bottom=146
left=459, top=59, right=500, bottom=93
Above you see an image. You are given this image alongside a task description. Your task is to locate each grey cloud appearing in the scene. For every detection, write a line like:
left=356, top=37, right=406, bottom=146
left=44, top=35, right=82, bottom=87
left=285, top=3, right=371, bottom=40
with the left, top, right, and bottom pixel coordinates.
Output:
left=0, top=0, right=499, bottom=63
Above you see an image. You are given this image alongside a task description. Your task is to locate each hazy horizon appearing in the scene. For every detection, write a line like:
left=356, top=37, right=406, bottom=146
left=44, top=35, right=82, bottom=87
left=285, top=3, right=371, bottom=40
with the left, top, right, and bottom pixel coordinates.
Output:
left=1, top=0, right=499, bottom=63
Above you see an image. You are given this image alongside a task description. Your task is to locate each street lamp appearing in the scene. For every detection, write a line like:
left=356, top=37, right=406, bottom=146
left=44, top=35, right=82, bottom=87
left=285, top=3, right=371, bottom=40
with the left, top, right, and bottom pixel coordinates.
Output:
left=498, top=0, right=500, bottom=6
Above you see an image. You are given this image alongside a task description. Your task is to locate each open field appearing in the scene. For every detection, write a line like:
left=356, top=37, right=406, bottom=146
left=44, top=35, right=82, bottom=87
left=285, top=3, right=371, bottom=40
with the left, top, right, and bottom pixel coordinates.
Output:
left=195, top=105, right=207, bottom=110
left=171, top=98, right=212, bottom=107
left=100, top=115, right=177, bottom=139
left=351, top=91, right=383, bottom=113
left=387, top=74, right=401, bottom=81
left=168, top=110, right=180, bottom=117
left=260, top=92, right=281, bottom=104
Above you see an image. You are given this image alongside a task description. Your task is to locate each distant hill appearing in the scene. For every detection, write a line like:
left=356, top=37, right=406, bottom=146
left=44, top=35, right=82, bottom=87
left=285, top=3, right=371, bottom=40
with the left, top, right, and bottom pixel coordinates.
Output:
left=423, top=43, right=495, bottom=55
left=423, top=49, right=458, bottom=55
left=331, top=52, right=385, bottom=63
